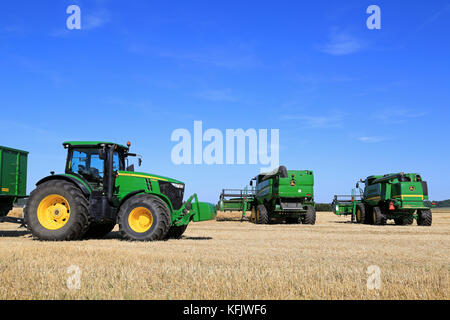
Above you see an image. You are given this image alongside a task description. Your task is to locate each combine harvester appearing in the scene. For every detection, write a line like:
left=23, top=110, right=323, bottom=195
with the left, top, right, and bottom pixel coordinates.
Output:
left=0, top=142, right=216, bottom=241
left=332, top=173, right=432, bottom=226
left=218, top=166, right=316, bottom=224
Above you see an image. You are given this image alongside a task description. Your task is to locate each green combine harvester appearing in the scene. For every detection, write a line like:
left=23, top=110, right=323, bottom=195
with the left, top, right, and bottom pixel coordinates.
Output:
left=0, top=141, right=216, bottom=241
left=332, top=172, right=432, bottom=226
left=219, top=166, right=316, bottom=224
left=0, top=146, right=28, bottom=224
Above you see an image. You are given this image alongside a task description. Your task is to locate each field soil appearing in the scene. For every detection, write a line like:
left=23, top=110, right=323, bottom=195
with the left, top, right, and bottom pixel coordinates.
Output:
left=0, top=209, right=449, bottom=300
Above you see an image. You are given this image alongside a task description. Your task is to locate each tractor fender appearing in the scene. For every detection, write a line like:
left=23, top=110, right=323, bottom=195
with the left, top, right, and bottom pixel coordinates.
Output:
left=118, top=190, right=174, bottom=212
left=36, top=174, right=91, bottom=197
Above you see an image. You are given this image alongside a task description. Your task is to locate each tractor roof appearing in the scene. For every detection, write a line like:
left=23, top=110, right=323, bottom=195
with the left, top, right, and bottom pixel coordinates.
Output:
left=63, top=141, right=128, bottom=149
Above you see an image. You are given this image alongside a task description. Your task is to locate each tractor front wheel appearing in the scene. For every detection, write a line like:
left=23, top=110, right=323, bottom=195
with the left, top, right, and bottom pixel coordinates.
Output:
left=118, top=194, right=171, bottom=241
left=417, top=209, right=432, bottom=226
left=372, top=207, right=386, bottom=225
left=355, top=203, right=366, bottom=224
left=24, top=180, right=89, bottom=241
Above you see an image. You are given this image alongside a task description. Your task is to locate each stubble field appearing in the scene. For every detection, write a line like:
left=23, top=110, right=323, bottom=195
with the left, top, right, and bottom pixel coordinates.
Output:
left=0, top=209, right=449, bottom=300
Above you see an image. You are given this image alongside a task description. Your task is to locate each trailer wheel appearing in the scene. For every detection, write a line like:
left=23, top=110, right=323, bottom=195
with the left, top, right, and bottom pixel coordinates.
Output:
left=24, top=180, right=89, bottom=241
left=417, top=209, right=432, bottom=226
left=118, top=194, right=171, bottom=241
left=256, top=205, right=269, bottom=224
left=355, top=203, right=366, bottom=224
left=0, top=200, right=14, bottom=217
left=82, top=222, right=116, bottom=239
left=164, top=224, right=188, bottom=239
left=303, top=206, right=316, bottom=225
left=372, top=207, right=386, bottom=225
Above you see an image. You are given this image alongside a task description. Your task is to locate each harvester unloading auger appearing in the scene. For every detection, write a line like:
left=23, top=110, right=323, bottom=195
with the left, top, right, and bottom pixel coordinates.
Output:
left=218, top=166, right=316, bottom=224
left=332, top=172, right=432, bottom=226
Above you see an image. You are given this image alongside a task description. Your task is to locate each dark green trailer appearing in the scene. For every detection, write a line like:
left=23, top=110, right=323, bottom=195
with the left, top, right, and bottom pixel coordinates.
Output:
left=0, top=146, right=28, bottom=222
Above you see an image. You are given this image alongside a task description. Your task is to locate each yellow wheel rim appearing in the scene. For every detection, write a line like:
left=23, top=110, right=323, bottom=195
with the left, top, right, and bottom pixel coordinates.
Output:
left=356, top=209, right=361, bottom=222
left=37, top=194, right=71, bottom=230
left=128, top=207, right=153, bottom=233
left=373, top=212, right=377, bottom=223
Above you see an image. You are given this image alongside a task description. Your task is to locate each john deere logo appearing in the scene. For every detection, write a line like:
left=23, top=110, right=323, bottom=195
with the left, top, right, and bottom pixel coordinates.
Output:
left=409, top=186, right=415, bottom=191
left=290, top=180, right=296, bottom=186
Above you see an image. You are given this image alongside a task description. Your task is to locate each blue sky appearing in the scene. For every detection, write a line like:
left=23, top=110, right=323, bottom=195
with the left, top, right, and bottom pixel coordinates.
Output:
left=1, top=0, right=449, bottom=203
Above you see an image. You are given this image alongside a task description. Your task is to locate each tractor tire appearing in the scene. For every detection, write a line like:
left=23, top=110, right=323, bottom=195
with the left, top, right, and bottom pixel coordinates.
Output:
left=394, top=216, right=414, bottom=225
left=303, top=206, right=316, bottom=225
left=372, top=207, right=386, bottom=225
left=355, top=203, right=366, bottom=224
left=82, top=222, right=116, bottom=239
left=256, top=205, right=269, bottom=224
left=417, top=209, right=432, bottom=226
left=24, top=180, right=89, bottom=241
left=118, top=194, right=171, bottom=241
left=164, top=224, right=188, bottom=239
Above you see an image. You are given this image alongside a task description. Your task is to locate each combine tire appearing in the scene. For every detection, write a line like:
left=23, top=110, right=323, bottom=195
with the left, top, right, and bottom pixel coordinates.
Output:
left=83, top=222, right=116, bottom=239
left=118, top=194, right=171, bottom=241
left=24, top=180, right=89, bottom=241
left=372, top=207, right=386, bottom=225
left=417, top=209, right=432, bottom=226
left=165, top=224, right=188, bottom=239
left=256, top=205, right=269, bottom=224
left=355, top=203, right=366, bottom=224
left=303, top=206, right=316, bottom=225
left=394, top=216, right=414, bottom=225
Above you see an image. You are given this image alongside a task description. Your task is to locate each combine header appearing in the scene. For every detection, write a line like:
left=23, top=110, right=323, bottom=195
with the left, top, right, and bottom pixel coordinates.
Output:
left=332, top=172, right=432, bottom=226
left=218, top=166, right=316, bottom=224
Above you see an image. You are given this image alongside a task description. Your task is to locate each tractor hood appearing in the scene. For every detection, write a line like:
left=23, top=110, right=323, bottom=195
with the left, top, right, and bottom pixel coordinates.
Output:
left=116, top=171, right=184, bottom=185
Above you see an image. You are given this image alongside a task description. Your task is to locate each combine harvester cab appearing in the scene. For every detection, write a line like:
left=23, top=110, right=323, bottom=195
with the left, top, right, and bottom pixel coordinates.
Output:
left=24, top=141, right=216, bottom=241
left=219, top=166, right=316, bottom=224
left=332, top=172, right=432, bottom=226
left=0, top=146, right=28, bottom=224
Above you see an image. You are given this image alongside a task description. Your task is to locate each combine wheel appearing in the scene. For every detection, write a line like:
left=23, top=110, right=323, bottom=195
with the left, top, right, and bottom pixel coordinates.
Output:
left=164, top=224, right=188, bottom=239
left=118, top=194, right=171, bottom=241
left=24, top=180, right=89, bottom=241
left=256, top=205, right=269, bottom=224
left=303, top=206, right=316, bottom=225
left=355, top=203, right=366, bottom=224
left=417, top=209, right=432, bottom=226
left=372, top=207, right=386, bottom=225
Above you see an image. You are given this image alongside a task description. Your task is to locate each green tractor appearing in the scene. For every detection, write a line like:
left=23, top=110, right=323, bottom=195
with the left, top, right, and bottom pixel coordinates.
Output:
left=332, top=172, right=432, bottom=226
left=219, top=166, right=316, bottom=224
left=24, top=141, right=216, bottom=241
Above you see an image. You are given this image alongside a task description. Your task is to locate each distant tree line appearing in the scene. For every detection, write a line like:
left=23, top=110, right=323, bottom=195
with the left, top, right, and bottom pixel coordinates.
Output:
left=425, top=200, right=450, bottom=208
left=315, top=203, right=332, bottom=212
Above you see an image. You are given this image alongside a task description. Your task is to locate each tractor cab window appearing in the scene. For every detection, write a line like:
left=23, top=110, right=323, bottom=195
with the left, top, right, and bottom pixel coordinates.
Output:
left=67, top=148, right=104, bottom=183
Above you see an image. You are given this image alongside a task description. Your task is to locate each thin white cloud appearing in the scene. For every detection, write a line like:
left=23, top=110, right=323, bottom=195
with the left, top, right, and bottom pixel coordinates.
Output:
left=280, top=114, right=343, bottom=128
left=358, top=136, right=385, bottom=143
left=195, top=89, right=238, bottom=102
left=373, top=108, right=428, bottom=124
left=320, top=29, right=365, bottom=55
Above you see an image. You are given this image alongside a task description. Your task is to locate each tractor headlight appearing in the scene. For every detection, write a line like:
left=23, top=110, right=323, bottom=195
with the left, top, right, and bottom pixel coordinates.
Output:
left=171, top=183, right=184, bottom=189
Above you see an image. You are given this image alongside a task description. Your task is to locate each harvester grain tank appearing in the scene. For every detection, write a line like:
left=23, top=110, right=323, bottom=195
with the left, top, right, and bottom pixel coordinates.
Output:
left=219, top=166, right=316, bottom=224
left=332, top=172, right=432, bottom=226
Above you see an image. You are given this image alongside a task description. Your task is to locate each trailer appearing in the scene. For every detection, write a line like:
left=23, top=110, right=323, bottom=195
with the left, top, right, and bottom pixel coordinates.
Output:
left=218, top=166, right=316, bottom=224
left=0, top=146, right=28, bottom=224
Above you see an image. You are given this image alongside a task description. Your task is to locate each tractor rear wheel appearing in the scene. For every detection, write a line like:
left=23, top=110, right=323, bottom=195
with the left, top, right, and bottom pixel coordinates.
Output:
left=256, top=205, right=269, bottom=224
left=417, top=209, right=432, bottom=226
left=24, top=180, right=89, bottom=241
left=82, top=222, right=116, bottom=239
left=355, top=203, right=366, bottom=224
left=372, top=207, right=386, bottom=225
left=303, top=206, right=316, bottom=225
left=165, top=224, right=188, bottom=239
left=118, top=194, right=171, bottom=241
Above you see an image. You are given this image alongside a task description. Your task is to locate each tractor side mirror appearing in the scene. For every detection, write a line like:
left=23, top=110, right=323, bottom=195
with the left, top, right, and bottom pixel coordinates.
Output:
left=250, top=180, right=253, bottom=186
left=356, top=182, right=359, bottom=189
left=138, top=158, right=142, bottom=167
